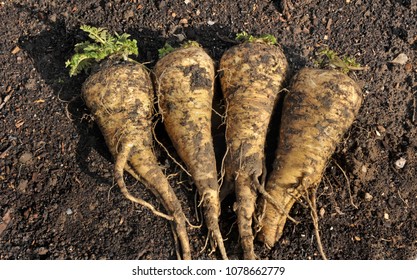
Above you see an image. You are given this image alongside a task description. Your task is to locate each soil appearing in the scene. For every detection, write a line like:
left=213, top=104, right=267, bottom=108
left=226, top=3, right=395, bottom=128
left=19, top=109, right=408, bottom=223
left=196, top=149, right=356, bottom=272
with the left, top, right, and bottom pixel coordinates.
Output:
left=0, top=0, right=416, bottom=260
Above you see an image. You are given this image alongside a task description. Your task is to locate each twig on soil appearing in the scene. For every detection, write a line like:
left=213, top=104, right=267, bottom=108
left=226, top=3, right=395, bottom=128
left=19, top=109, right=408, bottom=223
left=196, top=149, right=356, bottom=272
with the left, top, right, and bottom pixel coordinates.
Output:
left=225, top=219, right=237, bottom=238
left=333, top=161, right=358, bottom=209
left=0, top=145, right=12, bottom=159
left=324, top=175, right=345, bottom=215
left=0, top=209, right=13, bottom=236
left=63, top=103, right=74, bottom=121
left=200, top=232, right=211, bottom=254
left=136, top=247, right=151, bottom=259
left=216, top=33, right=238, bottom=44
left=304, top=188, right=328, bottom=260
left=108, top=180, right=117, bottom=202
left=397, top=190, right=409, bottom=208
left=0, top=93, right=12, bottom=110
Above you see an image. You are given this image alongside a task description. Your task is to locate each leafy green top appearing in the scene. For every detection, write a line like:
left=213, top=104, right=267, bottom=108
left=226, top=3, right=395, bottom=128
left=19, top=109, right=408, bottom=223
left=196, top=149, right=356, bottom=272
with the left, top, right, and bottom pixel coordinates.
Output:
left=158, top=43, right=176, bottom=58
left=316, top=48, right=367, bottom=73
left=235, top=32, right=277, bottom=45
left=157, top=41, right=202, bottom=58
left=65, top=25, right=138, bottom=76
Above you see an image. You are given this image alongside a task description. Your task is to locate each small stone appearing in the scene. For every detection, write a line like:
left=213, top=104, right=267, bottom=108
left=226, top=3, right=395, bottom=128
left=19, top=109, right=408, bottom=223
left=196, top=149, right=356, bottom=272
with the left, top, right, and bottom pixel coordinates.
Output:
left=377, top=125, right=386, bottom=134
left=0, top=209, right=12, bottom=235
left=11, top=46, right=21, bottom=54
left=364, top=192, right=373, bottom=201
left=66, top=208, right=73, bottom=215
left=19, top=152, right=33, bottom=164
left=379, top=64, right=388, bottom=72
left=179, top=18, right=188, bottom=25
left=48, top=176, right=58, bottom=187
left=37, top=247, right=49, bottom=255
left=25, top=78, right=37, bottom=90
left=207, top=20, right=216, bottom=25
left=124, top=10, right=134, bottom=20
left=395, top=157, right=406, bottom=169
left=49, top=13, right=57, bottom=22
left=405, top=63, right=412, bottom=72
left=158, top=0, right=166, bottom=9
left=390, top=53, right=408, bottom=65
left=361, top=165, right=367, bottom=173
left=354, top=236, right=361, bottom=241
left=17, top=179, right=28, bottom=194
left=184, top=0, right=191, bottom=4
left=319, top=207, right=325, bottom=217
left=173, top=33, right=186, bottom=42
left=15, top=119, right=24, bottom=128
left=384, top=212, right=389, bottom=220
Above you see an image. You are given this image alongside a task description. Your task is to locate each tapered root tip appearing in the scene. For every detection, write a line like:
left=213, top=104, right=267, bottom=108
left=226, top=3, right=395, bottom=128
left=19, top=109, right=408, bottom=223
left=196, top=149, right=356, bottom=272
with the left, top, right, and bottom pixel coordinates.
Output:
left=201, top=190, right=228, bottom=260
left=114, top=146, right=173, bottom=221
left=205, top=226, right=227, bottom=260
left=257, top=212, right=288, bottom=248
left=170, top=213, right=192, bottom=260
left=205, top=210, right=228, bottom=260
left=240, top=234, right=257, bottom=260
left=257, top=187, right=298, bottom=248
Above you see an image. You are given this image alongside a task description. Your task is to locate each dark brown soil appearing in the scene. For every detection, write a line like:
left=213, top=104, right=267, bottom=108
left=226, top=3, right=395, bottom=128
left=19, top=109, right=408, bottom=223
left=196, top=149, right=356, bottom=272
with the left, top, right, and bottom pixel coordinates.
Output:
left=1, top=0, right=416, bottom=260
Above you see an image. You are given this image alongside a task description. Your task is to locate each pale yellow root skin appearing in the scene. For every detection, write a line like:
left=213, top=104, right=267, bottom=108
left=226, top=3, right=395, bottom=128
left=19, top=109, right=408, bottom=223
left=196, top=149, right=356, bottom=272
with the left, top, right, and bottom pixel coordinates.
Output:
left=219, top=41, right=288, bottom=259
left=258, top=68, right=363, bottom=249
left=154, top=46, right=227, bottom=259
left=82, top=58, right=191, bottom=260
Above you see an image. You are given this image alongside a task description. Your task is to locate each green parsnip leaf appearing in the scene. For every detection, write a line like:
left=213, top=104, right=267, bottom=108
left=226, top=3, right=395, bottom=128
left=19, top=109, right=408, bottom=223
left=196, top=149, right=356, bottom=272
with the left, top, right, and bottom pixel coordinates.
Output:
left=65, top=25, right=138, bottom=76
left=316, top=48, right=367, bottom=73
left=235, top=32, right=277, bottom=45
left=158, top=43, right=175, bottom=58
left=157, top=41, right=202, bottom=58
